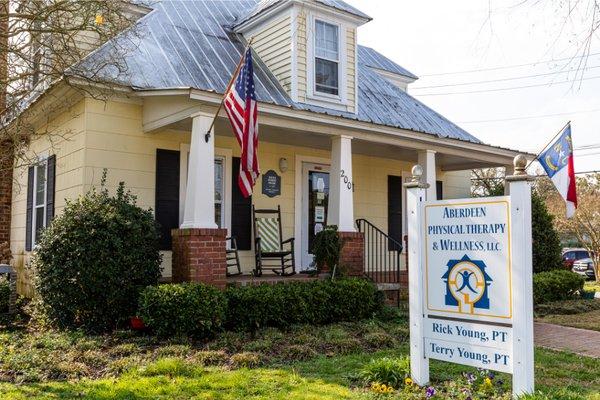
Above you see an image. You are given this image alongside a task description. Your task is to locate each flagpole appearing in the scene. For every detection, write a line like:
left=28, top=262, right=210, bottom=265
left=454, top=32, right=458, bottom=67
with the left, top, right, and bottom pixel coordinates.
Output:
left=524, top=120, right=571, bottom=171
left=204, top=37, right=255, bottom=143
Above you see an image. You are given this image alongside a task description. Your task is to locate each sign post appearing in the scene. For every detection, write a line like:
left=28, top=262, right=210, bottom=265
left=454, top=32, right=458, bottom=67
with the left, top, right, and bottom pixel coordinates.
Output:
left=406, top=155, right=534, bottom=397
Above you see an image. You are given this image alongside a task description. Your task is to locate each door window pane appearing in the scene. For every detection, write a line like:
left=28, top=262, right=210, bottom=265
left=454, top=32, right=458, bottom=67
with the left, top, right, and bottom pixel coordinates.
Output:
left=308, top=171, right=330, bottom=254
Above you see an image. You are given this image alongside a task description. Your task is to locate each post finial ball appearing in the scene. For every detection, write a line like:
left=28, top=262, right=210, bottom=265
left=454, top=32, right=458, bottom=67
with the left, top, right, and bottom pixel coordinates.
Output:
left=513, top=154, right=527, bottom=175
left=411, top=164, right=423, bottom=179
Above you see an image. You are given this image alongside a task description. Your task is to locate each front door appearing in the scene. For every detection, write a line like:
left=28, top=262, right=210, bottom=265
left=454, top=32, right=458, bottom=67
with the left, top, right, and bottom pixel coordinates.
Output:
left=301, top=162, right=330, bottom=270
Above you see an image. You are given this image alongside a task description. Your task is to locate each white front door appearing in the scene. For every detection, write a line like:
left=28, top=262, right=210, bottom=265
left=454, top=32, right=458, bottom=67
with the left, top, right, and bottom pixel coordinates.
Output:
left=300, top=162, right=331, bottom=270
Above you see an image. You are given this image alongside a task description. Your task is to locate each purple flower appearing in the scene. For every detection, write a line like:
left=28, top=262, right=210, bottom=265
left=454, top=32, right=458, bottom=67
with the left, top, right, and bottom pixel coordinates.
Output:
left=426, top=386, right=436, bottom=398
left=488, top=372, right=495, bottom=379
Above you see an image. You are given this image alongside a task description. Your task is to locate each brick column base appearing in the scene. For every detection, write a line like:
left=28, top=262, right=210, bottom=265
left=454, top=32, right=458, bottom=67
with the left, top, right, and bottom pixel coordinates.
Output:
left=171, top=228, right=228, bottom=289
left=338, top=231, right=364, bottom=277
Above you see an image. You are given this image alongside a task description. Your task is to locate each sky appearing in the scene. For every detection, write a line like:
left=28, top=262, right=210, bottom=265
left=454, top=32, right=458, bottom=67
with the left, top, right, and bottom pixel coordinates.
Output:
left=345, top=0, right=600, bottom=174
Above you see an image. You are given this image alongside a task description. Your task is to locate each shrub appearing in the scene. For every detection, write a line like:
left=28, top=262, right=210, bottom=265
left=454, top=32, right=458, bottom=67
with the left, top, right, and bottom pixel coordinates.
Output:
left=535, top=299, right=600, bottom=317
left=0, top=277, right=8, bottom=313
left=360, top=356, right=410, bottom=388
left=230, top=352, right=261, bottom=368
left=531, top=193, right=563, bottom=272
left=138, top=283, right=227, bottom=339
left=32, top=178, right=161, bottom=332
left=533, top=270, right=585, bottom=304
left=225, top=278, right=382, bottom=331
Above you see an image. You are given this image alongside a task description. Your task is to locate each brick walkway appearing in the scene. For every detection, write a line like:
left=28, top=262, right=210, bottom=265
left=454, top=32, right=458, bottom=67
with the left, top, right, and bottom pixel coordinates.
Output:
left=535, top=322, right=600, bottom=358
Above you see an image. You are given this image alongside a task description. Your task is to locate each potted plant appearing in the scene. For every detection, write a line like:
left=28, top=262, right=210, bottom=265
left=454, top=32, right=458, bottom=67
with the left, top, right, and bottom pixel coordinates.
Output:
left=312, top=225, right=343, bottom=279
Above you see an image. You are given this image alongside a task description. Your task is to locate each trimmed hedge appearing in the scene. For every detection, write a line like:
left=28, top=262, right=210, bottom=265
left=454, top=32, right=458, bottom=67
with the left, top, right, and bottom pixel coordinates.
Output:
left=533, top=270, right=585, bottom=304
left=225, top=278, right=383, bottom=331
left=138, top=283, right=227, bottom=338
left=138, top=278, right=383, bottom=337
left=0, top=278, right=8, bottom=313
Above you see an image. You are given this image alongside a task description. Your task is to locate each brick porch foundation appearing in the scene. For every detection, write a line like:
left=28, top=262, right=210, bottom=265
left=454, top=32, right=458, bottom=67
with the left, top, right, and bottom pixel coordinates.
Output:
left=338, top=231, right=364, bottom=277
left=171, top=228, right=228, bottom=289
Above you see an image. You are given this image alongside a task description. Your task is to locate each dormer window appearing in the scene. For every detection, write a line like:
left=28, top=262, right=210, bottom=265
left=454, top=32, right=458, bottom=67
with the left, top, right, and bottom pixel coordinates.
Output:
left=315, top=20, right=339, bottom=95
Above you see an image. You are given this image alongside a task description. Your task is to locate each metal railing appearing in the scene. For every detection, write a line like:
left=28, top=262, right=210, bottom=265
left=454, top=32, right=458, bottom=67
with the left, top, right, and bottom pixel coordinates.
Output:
left=356, top=219, right=403, bottom=285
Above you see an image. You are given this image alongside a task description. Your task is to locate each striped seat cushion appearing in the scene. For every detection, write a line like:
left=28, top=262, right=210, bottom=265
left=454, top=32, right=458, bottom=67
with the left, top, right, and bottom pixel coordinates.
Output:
left=256, top=217, right=281, bottom=252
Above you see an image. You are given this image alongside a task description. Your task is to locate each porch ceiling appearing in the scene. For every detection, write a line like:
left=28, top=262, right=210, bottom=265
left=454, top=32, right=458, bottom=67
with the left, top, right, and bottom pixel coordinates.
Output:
left=168, top=115, right=506, bottom=171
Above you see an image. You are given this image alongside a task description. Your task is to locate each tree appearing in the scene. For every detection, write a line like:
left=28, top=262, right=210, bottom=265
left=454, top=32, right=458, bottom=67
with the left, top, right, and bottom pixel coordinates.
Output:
left=0, top=0, right=144, bottom=178
left=547, top=173, right=600, bottom=282
left=473, top=167, right=563, bottom=273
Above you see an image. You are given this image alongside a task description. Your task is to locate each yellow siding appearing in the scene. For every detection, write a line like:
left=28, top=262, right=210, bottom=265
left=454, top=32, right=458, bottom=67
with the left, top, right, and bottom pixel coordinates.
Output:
left=252, top=16, right=293, bottom=94
left=346, top=27, right=356, bottom=113
left=10, top=100, right=86, bottom=295
left=296, top=10, right=308, bottom=102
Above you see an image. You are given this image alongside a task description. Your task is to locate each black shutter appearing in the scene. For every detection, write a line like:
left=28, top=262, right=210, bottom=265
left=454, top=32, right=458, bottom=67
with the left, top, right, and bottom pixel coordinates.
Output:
left=46, top=155, right=56, bottom=225
left=155, top=149, right=180, bottom=250
left=436, top=180, right=443, bottom=200
left=25, top=166, right=34, bottom=251
left=231, top=157, right=252, bottom=250
left=387, top=175, right=403, bottom=251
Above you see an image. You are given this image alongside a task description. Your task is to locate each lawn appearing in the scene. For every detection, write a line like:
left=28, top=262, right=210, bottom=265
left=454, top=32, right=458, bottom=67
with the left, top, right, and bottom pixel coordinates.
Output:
left=535, top=299, right=600, bottom=332
left=0, top=313, right=598, bottom=399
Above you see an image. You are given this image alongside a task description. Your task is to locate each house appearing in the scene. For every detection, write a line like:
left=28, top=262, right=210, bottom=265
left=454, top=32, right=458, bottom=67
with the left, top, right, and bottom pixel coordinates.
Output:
left=1, top=0, right=522, bottom=296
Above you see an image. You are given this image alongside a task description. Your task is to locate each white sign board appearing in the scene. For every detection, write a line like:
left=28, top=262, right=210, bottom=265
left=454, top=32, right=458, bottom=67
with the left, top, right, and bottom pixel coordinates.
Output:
left=425, top=198, right=512, bottom=323
left=405, top=179, right=534, bottom=396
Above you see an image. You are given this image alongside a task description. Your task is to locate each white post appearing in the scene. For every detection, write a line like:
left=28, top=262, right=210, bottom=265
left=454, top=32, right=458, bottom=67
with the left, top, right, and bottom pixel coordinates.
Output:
left=181, top=113, right=218, bottom=229
left=418, top=150, right=437, bottom=200
left=404, top=165, right=430, bottom=386
left=507, top=155, right=534, bottom=397
left=328, top=135, right=355, bottom=231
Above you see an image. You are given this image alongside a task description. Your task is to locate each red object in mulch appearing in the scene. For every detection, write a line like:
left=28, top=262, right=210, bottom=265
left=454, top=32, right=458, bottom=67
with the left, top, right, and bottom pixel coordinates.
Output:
left=130, top=316, right=146, bottom=331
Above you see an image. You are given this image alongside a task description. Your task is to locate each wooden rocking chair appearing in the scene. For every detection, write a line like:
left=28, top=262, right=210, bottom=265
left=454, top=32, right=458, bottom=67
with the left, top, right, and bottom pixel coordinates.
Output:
left=225, top=236, right=242, bottom=277
left=252, top=205, right=295, bottom=276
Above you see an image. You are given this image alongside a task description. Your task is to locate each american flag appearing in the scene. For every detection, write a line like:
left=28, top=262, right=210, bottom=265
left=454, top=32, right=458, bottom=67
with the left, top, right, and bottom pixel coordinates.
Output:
left=224, top=48, right=259, bottom=198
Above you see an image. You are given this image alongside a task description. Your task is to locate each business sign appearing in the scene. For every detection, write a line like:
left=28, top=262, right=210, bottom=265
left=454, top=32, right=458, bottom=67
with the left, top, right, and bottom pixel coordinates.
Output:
left=405, top=176, right=534, bottom=396
left=425, top=199, right=512, bottom=322
left=262, top=170, right=281, bottom=197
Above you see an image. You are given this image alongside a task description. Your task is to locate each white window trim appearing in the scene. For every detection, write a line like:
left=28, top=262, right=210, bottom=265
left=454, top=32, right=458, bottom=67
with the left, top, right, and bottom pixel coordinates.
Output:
left=306, top=12, right=348, bottom=109
left=31, top=157, right=49, bottom=248
left=179, top=144, right=232, bottom=236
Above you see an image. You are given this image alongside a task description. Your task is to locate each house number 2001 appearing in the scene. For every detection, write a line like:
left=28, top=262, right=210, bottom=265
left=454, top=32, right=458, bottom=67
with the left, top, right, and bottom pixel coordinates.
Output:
left=340, top=169, right=354, bottom=191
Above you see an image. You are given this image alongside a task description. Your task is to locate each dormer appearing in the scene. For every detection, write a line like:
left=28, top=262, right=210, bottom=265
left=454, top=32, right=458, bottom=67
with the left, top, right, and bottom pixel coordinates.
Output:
left=235, top=0, right=371, bottom=113
left=358, top=46, right=418, bottom=92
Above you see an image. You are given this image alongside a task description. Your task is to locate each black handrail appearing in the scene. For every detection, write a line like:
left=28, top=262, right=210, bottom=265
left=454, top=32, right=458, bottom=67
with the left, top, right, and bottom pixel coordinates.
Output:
left=356, top=219, right=403, bottom=286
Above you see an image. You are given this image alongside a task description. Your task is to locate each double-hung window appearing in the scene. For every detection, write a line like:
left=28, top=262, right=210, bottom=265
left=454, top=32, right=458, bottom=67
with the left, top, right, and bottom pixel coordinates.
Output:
left=32, top=160, right=48, bottom=246
left=314, top=20, right=340, bottom=96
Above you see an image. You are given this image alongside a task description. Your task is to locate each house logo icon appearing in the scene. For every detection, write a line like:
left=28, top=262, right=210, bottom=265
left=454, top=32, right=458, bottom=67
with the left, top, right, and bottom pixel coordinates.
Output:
left=442, top=255, right=492, bottom=314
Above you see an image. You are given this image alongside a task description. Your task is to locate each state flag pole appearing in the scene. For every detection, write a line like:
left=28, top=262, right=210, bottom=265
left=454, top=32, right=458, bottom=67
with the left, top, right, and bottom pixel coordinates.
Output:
left=204, top=37, right=255, bottom=143
left=525, top=120, right=571, bottom=170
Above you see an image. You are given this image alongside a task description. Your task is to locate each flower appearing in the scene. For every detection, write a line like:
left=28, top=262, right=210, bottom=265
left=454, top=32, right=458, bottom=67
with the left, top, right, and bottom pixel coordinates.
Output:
left=94, top=14, right=104, bottom=25
left=386, top=386, right=394, bottom=393
left=405, top=377, right=413, bottom=386
left=484, top=377, right=492, bottom=386
left=426, top=386, right=436, bottom=398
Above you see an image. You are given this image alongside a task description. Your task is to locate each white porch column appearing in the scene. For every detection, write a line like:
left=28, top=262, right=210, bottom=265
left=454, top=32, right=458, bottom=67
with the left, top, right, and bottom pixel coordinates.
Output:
left=418, top=150, right=437, bottom=200
left=328, top=135, right=355, bottom=231
left=180, top=113, right=217, bottom=229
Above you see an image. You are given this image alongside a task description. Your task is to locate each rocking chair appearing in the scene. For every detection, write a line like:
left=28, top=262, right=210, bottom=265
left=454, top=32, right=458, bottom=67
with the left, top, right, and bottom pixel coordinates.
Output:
left=252, top=205, right=295, bottom=276
left=225, top=236, right=242, bottom=277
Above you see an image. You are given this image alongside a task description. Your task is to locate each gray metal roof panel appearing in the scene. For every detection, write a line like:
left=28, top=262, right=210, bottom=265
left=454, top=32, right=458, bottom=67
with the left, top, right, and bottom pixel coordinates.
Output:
left=71, top=0, right=479, bottom=144
left=358, top=46, right=418, bottom=80
left=237, top=0, right=371, bottom=27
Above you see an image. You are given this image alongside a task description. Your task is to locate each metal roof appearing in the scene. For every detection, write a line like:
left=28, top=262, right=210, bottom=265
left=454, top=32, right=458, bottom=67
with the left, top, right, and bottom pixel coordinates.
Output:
left=358, top=46, right=418, bottom=80
left=236, top=0, right=371, bottom=27
left=71, top=0, right=481, bottom=144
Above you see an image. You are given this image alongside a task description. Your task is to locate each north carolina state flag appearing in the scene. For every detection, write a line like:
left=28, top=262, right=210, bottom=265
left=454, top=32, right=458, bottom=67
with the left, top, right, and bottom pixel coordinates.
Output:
left=539, top=124, right=577, bottom=218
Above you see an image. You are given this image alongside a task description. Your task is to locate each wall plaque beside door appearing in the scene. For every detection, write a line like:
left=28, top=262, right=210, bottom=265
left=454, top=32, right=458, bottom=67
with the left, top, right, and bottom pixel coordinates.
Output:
left=262, top=170, right=281, bottom=197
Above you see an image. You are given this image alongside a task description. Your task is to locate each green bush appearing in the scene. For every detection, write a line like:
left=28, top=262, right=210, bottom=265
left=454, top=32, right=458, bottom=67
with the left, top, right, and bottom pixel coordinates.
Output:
left=359, top=356, right=410, bottom=388
left=531, top=193, right=563, bottom=272
left=32, top=178, right=162, bottom=333
left=225, top=278, right=382, bottom=331
left=533, top=270, right=585, bottom=304
left=0, top=277, right=8, bottom=313
left=138, top=283, right=227, bottom=339
left=312, top=225, right=342, bottom=273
